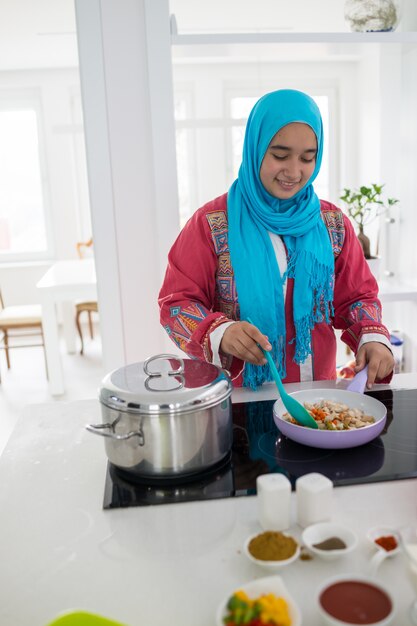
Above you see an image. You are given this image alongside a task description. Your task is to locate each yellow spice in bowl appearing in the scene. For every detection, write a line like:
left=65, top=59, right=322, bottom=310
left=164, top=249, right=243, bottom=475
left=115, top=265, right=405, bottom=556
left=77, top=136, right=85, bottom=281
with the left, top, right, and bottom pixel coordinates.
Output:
left=248, top=531, right=298, bottom=561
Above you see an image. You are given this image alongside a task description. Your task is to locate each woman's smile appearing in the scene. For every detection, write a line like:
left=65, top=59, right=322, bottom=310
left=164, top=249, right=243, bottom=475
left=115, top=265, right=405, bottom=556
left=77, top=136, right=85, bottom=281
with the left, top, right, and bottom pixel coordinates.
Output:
left=277, top=178, right=301, bottom=191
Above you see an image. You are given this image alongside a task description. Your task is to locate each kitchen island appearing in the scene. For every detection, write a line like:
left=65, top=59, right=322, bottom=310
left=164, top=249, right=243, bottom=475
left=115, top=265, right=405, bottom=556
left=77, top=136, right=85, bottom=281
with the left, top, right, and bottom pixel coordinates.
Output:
left=0, top=374, right=416, bottom=625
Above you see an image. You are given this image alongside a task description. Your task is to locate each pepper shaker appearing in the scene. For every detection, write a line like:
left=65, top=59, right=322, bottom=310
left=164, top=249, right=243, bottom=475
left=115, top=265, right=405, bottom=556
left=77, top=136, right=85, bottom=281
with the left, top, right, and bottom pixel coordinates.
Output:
left=295, top=472, right=333, bottom=528
left=256, top=473, right=291, bottom=531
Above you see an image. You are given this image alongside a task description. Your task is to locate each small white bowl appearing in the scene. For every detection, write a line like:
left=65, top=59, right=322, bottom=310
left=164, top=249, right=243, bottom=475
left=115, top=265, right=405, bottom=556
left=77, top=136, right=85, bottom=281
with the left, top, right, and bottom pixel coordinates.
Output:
left=302, top=521, right=358, bottom=561
left=367, top=526, right=400, bottom=552
left=366, top=526, right=401, bottom=575
left=216, top=575, right=302, bottom=626
left=244, top=531, right=300, bottom=569
left=317, top=574, right=395, bottom=626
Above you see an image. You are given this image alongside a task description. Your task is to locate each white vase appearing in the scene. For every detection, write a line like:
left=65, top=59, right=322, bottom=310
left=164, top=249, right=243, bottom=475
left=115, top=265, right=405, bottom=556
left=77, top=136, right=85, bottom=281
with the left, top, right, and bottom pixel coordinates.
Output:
left=344, top=0, right=402, bottom=32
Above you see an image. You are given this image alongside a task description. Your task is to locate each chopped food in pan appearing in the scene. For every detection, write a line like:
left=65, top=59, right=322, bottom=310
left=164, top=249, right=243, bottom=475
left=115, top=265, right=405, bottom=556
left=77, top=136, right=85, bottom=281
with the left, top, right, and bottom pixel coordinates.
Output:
left=284, top=400, right=375, bottom=430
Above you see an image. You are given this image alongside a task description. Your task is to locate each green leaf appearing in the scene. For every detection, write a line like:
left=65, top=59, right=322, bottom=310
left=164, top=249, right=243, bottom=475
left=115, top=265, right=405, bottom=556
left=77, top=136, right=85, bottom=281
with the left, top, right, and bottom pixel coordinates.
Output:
left=339, top=182, right=399, bottom=232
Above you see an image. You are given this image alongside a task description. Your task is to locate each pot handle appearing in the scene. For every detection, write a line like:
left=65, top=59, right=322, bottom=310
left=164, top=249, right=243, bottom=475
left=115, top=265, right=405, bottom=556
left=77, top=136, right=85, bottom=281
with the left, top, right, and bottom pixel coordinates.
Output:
left=143, top=353, right=185, bottom=376
left=86, top=422, right=145, bottom=446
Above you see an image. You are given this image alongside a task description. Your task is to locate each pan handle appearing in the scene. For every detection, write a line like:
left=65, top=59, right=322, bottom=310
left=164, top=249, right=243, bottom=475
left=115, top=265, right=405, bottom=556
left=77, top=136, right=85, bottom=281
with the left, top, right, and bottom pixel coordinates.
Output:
left=86, top=422, right=145, bottom=446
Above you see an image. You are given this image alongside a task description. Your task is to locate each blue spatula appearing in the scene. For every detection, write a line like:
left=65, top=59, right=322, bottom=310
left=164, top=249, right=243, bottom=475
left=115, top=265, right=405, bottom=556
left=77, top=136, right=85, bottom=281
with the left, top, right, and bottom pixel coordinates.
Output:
left=247, top=317, right=318, bottom=429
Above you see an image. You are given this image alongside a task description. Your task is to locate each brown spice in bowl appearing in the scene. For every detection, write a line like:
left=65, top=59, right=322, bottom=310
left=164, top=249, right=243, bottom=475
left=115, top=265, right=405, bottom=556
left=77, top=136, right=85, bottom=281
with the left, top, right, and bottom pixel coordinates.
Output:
left=313, top=536, right=347, bottom=551
left=248, top=531, right=298, bottom=561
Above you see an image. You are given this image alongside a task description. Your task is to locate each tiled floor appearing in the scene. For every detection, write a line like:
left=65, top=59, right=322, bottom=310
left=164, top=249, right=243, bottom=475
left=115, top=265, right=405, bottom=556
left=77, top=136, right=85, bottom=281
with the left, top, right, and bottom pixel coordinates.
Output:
left=0, top=327, right=104, bottom=455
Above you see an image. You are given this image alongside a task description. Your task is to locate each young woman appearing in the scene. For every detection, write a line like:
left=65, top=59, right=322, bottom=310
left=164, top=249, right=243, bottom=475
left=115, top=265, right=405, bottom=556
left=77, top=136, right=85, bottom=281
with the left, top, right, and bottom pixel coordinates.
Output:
left=159, top=89, right=394, bottom=389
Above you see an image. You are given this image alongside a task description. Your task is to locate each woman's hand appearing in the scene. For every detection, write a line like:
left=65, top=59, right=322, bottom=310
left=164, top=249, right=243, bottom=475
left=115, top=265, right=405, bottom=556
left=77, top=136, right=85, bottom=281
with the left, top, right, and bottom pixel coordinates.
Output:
left=355, top=342, right=395, bottom=388
left=220, top=321, right=271, bottom=365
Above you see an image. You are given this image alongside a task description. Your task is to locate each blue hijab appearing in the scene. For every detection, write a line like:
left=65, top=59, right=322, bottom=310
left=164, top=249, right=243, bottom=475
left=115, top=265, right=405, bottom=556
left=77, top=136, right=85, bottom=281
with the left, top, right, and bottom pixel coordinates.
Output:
left=227, top=89, right=334, bottom=389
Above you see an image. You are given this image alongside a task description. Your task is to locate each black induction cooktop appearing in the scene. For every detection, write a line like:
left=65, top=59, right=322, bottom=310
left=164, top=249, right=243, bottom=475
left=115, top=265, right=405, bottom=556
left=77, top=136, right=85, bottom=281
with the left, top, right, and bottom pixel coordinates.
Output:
left=103, top=388, right=417, bottom=509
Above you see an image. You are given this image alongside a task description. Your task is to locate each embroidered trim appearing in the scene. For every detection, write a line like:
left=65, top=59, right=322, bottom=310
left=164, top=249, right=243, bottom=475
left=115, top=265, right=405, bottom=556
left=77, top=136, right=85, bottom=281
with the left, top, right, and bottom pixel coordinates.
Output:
left=169, top=305, right=181, bottom=317
left=206, top=211, right=228, bottom=254
left=170, top=302, right=207, bottom=350
left=206, top=209, right=240, bottom=320
left=359, top=325, right=390, bottom=338
left=349, top=301, right=382, bottom=324
left=345, top=325, right=390, bottom=348
left=206, top=210, right=227, bottom=231
left=322, top=210, right=345, bottom=257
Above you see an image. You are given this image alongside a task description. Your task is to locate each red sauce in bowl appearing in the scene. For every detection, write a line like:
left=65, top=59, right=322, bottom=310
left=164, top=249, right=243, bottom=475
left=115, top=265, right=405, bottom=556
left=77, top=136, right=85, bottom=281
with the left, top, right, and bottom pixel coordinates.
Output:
left=320, top=580, right=392, bottom=624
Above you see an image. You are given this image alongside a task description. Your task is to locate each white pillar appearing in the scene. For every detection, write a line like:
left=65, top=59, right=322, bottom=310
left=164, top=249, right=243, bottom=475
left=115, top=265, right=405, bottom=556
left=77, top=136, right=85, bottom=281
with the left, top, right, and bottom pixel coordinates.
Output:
left=74, top=0, right=180, bottom=372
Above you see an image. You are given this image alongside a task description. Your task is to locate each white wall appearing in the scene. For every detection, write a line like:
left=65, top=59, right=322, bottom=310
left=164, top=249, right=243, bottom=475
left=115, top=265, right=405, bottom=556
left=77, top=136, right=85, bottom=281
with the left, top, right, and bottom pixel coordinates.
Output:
left=0, top=68, right=89, bottom=305
left=170, top=0, right=417, bottom=33
left=402, top=0, right=417, bottom=30
left=397, top=44, right=417, bottom=285
left=170, top=0, right=349, bottom=33
left=75, top=0, right=181, bottom=372
left=382, top=43, right=417, bottom=373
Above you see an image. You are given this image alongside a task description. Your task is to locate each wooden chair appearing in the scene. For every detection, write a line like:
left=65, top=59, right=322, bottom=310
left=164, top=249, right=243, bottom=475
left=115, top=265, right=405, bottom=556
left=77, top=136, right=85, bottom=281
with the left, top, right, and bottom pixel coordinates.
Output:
left=75, top=238, right=99, bottom=355
left=0, top=290, right=48, bottom=381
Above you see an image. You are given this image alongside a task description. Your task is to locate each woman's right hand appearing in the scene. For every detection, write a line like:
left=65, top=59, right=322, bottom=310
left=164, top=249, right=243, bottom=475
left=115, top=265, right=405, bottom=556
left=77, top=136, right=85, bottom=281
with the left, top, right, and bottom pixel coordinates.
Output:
left=220, top=321, right=272, bottom=365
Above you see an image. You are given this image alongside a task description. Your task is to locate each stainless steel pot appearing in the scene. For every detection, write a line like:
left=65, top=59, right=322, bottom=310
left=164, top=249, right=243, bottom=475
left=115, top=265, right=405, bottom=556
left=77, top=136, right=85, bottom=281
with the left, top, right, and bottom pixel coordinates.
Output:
left=87, top=353, right=233, bottom=478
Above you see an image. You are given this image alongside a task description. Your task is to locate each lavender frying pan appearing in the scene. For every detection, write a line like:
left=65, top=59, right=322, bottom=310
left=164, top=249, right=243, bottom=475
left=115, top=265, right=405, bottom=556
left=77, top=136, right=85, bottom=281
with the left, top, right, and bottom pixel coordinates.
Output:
left=273, top=388, right=387, bottom=449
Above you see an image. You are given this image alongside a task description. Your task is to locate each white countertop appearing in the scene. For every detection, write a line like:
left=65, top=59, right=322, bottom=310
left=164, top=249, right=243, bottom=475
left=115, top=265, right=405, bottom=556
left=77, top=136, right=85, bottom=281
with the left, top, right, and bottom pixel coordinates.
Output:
left=0, top=373, right=416, bottom=625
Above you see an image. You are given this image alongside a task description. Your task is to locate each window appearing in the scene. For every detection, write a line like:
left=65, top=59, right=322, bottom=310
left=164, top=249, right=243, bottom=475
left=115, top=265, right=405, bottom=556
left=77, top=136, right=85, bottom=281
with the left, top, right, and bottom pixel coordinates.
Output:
left=174, top=87, right=333, bottom=227
left=71, top=91, right=93, bottom=242
left=0, top=100, right=52, bottom=262
left=174, top=91, right=197, bottom=228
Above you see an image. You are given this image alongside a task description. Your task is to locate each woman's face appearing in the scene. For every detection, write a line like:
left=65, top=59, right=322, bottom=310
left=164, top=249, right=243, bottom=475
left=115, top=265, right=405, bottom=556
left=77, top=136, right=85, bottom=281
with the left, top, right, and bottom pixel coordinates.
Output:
left=259, top=122, right=317, bottom=199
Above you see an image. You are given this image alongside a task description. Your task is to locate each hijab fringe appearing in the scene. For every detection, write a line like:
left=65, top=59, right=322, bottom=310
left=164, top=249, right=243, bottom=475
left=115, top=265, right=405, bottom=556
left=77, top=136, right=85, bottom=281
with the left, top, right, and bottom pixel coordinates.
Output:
left=243, top=337, right=286, bottom=391
left=287, top=251, right=335, bottom=365
left=243, top=253, right=334, bottom=389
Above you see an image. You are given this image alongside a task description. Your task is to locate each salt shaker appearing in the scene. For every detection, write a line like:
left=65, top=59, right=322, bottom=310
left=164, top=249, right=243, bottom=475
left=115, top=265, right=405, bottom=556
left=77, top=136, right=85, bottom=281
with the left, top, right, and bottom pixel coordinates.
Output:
left=295, top=472, right=333, bottom=528
left=256, top=473, right=291, bottom=531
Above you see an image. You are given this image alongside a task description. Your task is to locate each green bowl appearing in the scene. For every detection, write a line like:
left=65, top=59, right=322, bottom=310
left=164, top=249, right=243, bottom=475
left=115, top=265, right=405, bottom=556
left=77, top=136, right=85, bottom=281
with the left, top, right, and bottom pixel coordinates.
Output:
left=45, top=610, right=127, bottom=626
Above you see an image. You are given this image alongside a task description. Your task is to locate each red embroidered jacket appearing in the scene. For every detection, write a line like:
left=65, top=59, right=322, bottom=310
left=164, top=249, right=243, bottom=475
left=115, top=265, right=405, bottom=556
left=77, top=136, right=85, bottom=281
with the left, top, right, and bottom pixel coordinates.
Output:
left=159, top=193, right=391, bottom=385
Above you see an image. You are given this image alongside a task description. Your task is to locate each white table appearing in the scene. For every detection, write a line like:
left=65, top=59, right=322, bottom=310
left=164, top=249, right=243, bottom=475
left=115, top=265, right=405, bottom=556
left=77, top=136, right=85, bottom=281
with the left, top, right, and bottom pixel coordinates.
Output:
left=0, top=374, right=416, bottom=626
left=36, top=259, right=98, bottom=395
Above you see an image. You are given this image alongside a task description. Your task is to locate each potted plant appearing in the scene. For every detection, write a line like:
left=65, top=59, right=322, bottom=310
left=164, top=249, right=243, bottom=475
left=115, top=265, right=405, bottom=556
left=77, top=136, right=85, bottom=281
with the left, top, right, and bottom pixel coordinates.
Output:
left=339, top=183, right=399, bottom=261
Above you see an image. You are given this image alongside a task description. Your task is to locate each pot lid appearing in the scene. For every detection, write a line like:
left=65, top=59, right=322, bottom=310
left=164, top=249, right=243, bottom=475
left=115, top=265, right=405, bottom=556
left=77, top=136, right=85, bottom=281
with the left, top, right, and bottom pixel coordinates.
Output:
left=99, top=353, right=232, bottom=414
